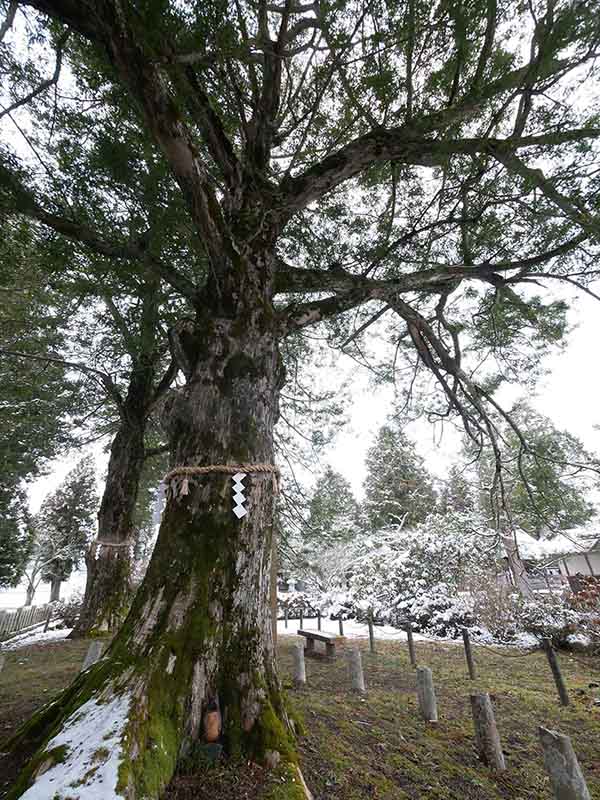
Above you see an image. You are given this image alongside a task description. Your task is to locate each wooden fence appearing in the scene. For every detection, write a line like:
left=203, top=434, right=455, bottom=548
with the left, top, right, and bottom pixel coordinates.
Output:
left=0, top=604, right=55, bottom=641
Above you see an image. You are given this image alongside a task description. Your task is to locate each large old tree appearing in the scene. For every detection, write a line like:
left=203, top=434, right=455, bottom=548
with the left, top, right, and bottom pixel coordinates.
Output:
left=1, top=0, right=600, bottom=797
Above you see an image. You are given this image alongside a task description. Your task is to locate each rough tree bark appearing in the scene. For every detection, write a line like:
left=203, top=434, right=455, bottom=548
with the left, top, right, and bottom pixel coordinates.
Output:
left=8, top=255, right=305, bottom=799
left=24, top=584, right=34, bottom=606
left=71, top=274, right=171, bottom=638
left=70, top=413, right=146, bottom=638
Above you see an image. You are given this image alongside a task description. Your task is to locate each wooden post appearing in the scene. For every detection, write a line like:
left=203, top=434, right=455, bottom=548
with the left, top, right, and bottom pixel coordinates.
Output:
left=416, top=666, right=438, bottom=722
left=538, top=726, right=591, bottom=800
left=81, top=641, right=104, bottom=672
left=292, top=643, right=306, bottom=687
left=317, top=610, right=321, bottom=631
left=338, top=616, right=344, bottom=636
left=299, top=610, right=304, bottom=630
left=543, top=638, right=569, bottom=706
left=470, top=693, right=506, bottom=772
left=367, top=611, right=375, bottom=654
left=43, top=605, right=52, bottom=633
left=462, top=627, right=476, bottom=680
left=284, top=608, right=288, bottom=629
left=406, top=623, right=416, bottom=667
left=347, top=648, right=365, bottom=693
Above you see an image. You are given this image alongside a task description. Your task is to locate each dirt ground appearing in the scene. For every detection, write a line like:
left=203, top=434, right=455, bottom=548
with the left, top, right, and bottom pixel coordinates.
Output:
left=1, top=633, right=599, bottom=799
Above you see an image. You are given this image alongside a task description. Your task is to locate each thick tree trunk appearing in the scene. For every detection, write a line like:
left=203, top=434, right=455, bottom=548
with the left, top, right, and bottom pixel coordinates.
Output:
left=49, top=577, right=61, bottom=603
left=9, top=280, right=304, bottom=799
left=70, top=380, right=149, bottom=638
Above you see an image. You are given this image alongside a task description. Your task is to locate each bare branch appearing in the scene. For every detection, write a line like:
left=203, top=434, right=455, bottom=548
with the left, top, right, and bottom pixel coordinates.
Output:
left=0, top=32, right=68, bottom=120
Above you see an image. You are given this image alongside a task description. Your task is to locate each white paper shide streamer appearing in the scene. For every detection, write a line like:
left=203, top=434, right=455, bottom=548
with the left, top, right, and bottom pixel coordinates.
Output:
left=231, top=472, right=248, bottom=519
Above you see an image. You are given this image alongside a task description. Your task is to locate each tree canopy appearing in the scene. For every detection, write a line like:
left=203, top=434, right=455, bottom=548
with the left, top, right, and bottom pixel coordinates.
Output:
left=1, top=0, right=599, bottom=520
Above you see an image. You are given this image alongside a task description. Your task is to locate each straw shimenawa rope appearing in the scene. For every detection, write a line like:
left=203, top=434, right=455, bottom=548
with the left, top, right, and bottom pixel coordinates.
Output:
left=164, top=462, right=280, bottom=499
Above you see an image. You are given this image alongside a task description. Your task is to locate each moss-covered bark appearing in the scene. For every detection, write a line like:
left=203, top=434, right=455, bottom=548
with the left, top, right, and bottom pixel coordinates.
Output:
left=71, top=375, right=149, bottom=639
left=9, top=266, right=303, bottom=798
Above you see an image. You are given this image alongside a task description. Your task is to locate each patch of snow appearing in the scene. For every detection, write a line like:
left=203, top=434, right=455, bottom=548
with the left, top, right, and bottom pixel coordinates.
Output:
left=278, top=616, right=436, bottom=643
left=566, top=632, right=592, bottom=649
left=1, top=625, right=71, bottom=652
left=20, top=691, right=131, bottom=800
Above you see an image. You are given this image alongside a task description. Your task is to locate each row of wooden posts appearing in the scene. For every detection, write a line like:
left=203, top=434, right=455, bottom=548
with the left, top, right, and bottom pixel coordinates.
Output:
left=0, top=604, right=54, bottom=639
left=286, top=611, right=573, bottom=708
left=287, top=614, right=591, bottom=800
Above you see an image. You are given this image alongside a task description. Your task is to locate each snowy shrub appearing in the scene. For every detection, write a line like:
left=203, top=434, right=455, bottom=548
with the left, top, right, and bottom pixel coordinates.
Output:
left=568, top=576, right=600, bottom=613
left=515, top=596, right=582, bottom=648
left=469, top=577, right=522, bottom=642
left=567, top=577, right=600, bottom=652
left=390, top=583, right=477, bottom=638
left=54, top=591, right=83, bottom=629
left=277, top=590, right=319, bottom=619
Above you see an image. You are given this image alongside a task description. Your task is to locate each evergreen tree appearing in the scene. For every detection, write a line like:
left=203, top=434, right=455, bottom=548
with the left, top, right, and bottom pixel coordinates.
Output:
left=306, top=466, right=359, bottom=547
left=37, top=456, right=99, bottom=602
left=439, top=465, right=475, bottom=514
left=0, top=489, right=33, bottom=589
left=363, top=424, right=436, bottom=529
left=476, top=403, right=597, bottom=536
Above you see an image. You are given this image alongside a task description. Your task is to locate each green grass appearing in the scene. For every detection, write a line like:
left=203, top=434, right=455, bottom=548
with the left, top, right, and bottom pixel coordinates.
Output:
left=279, top=636, right=600, bottom=799
left=1, top=634, right=599, bottom=799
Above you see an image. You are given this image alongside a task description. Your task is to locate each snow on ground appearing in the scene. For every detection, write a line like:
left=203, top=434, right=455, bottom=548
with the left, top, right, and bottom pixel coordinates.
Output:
left=1, top=624, right=72, bottom=651
left=277, top=616, right=539, bottom=649
left=278, top=616, right=434, bottom=642
left=0, top=570, right=86, bottom=611
left=20, top=691, right=131, bottom=800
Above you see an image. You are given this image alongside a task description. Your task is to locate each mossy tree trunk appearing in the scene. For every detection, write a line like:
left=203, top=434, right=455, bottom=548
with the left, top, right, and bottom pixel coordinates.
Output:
left=70, top=408, right=147, bottom=638
left=71, top=275, right=170, bottom=639
left=9, top=252, right=303, bottom=799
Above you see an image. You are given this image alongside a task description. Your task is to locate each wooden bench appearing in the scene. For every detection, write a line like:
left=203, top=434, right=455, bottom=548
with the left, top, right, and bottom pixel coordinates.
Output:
left=297, top=629, right=338, bottom=659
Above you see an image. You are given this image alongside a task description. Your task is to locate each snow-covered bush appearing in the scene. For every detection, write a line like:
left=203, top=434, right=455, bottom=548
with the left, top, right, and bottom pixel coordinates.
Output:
left=390, top=583, right=477, bottom=638
left=469, top=577, right=522, bottom=642
left=515, top=596, right=582, bottom=648
left=567, top=577, right=600, bottom=653
left=277, top=590, right=319, bottom=619
left=54, top=591, right=83, bottom=629
left=302, top=511, right=501, bottom=636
